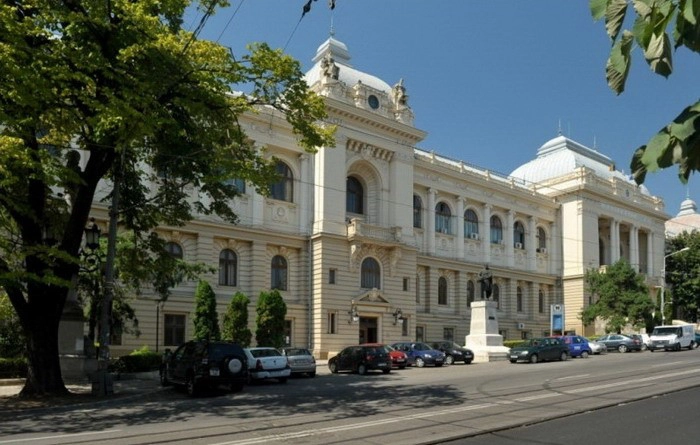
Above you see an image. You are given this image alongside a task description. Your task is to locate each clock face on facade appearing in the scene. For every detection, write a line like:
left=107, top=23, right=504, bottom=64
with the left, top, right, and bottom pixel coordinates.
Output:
left=368, top=94, right=379, bottom=109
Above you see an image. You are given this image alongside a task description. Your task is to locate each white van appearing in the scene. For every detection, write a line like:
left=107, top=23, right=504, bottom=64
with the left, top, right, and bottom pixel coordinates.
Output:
left=648, top=324, right=696, bottom=351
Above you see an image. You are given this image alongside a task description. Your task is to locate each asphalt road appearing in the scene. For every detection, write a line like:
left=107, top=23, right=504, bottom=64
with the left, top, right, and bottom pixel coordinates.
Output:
left=1, top=348, right=700, bottom=444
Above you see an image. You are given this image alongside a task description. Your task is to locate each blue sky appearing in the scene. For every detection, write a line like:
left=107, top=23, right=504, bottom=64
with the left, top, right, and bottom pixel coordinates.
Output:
left=192, top=1, right=699, bottom=217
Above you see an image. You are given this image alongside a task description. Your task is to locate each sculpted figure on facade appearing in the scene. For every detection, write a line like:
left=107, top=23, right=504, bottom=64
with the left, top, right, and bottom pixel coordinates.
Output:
left=392, top=78, right=408, bottom=109
left=321, top=54, right=340, bottom=81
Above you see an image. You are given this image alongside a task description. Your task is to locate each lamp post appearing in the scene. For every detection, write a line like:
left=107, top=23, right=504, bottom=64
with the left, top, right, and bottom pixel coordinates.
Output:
left=661, top=247, right=690, bottom=325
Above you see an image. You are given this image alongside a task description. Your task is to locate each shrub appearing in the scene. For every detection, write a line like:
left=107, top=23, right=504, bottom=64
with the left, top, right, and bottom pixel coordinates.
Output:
left=110, top=346, right=162, bottom=373
left=0, top=357, right=27, bottom=378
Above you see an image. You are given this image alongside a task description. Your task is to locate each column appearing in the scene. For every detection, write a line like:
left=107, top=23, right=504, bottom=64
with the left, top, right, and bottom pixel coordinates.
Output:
left=630, top=225, right=639, bottom=271
left=647, top=231, right=654, bottom=276
left=427, top=188, right=436, bottom=255
left=482, top=204, right=491, bottom=264
left=610, top=219, right=620, bottom=263
left=299, top=154, right=311, bottom=233
left=528, top=216, right=537, bottom=271
left=549, top=221, right=557, bottom=275
left=456, top=196, right=465, bottom=260
left=506, top=210, right=515, bottom=268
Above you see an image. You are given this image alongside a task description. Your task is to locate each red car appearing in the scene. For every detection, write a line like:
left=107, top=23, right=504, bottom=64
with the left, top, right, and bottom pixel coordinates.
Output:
left=361, top=343, right=408, bottom=369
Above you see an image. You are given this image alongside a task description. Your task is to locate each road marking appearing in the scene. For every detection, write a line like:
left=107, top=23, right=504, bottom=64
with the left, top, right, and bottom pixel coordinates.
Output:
left=0, top=430, right=120, bottom=444
left=552, top=374, right=590, bottom=381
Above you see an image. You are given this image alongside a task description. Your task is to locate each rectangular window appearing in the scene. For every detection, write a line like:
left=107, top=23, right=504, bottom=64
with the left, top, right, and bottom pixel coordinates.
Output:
left=164, top=314, right=186, bottom=346
left=415, top=325, right=425, bottom=342
left=329, top=269, right=336, bottom=285
left=327, top=312, right=337, bottom=334
left=284, top=319, right=292, bottom=346
left=415, top=276, right=420, bottom=303
left=401, top=317, right=409, bottom=336
left=110, top=330, right=122, bottom=346
left=403, top=277, right=409, bottom=292
left=443, top=327, right=454, bottom=341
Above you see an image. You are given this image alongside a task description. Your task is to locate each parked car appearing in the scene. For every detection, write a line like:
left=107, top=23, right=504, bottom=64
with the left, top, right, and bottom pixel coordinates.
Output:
left=328, top=345, right=392, bottom=375
left=509, top=337, right=569, bottom=364
left=361, top=343, right=408, bottom=369
left=281, top=347, right=316, bottom=377
left=244, top=347, right=291, bottom=383
left=391, top=342, right=445, bottom=368
left=556, top=335, right=592, bottom=358
left=584, top=337, right=608, bottom=355
left=160, top=340, right=248, bottom=397
left=595, top=334, right=642, bottom=353
left=629, top=334, right=648, bottom=351
left=429, top=340, right=474, bottom=364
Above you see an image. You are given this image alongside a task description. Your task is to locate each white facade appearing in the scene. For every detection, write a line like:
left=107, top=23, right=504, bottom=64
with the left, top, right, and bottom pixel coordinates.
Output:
left=96, top=37, right=668, bottom=358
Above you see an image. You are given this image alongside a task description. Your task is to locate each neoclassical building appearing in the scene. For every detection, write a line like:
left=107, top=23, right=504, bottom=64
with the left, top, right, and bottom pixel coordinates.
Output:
left=89, top=36, right=668, bottom=359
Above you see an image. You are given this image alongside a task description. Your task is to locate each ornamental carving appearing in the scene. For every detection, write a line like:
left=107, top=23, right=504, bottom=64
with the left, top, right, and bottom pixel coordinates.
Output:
left=349, top=242, right=401, bottom=277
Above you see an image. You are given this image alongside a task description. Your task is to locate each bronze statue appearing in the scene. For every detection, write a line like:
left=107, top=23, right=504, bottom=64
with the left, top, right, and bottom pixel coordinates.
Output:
left=478, top=265, right=493, bottom=300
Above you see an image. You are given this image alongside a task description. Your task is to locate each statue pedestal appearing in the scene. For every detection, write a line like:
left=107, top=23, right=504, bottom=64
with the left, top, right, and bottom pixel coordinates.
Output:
left=465, top=301, right=510, bottom=362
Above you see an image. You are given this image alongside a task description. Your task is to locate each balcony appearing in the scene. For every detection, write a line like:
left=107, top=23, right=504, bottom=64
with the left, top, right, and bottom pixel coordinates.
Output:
left=346, top=218, right=402, bottom=246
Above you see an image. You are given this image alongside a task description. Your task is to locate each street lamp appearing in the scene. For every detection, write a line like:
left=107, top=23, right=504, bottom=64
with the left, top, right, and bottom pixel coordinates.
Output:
left=661, top=247, right=690, bottom=325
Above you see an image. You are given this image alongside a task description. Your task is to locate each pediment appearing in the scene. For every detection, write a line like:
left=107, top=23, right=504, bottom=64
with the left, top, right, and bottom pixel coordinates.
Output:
left=355, top=288, right=388, bottom=304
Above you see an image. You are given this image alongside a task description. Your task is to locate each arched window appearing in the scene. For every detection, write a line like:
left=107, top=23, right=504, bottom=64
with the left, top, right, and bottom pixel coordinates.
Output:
left=224, top=178, right=246, bottom=193
left=514, top=221, right=525, bottom=248
left=413, top=195, right=423, bottom=228
left=537, top=227, right=546, bottom=251
left=219, top=249, right=237, bottom=286
left=164, top=242, right=183, bottom=259
left=346, top=176, right=364, bottom=214
left=464, top=209, right=479, bottom=237
left=467, top=280, right=475, bottom=307
left=438, top=277, right=448, bottom=305
left=490, top=216, right=503, bottom=244
left=271, top=255, right=288, bottom=291
left=271, top=160, right=293, bottom=202
left=538, top=290, right=545, bottom=313
left=361, top=257, right=381, bottom=289
left=516, top=287, right=523, bottom=312
left=435, top=202, right=451, bottom=234
left=493, top=284, right=500, bottom=309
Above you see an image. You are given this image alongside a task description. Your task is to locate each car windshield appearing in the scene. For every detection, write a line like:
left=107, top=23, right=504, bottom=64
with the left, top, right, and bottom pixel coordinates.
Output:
left=652, top=327, right=682, bottom=336
left=208, top=343, right=241, bottom=360
left=413, top=343, right=432, bottom=351
left=284, top=348, right=309, bottom=356
left=250, top=348, right=282, bottom=358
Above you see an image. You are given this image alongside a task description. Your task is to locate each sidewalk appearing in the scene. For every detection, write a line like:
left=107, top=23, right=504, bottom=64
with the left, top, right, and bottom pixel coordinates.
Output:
left=0, top=371, right=161, bottom=411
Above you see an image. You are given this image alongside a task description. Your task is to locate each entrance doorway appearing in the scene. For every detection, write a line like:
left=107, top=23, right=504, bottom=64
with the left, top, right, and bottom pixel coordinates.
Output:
left=359, top=317, right=378, bottom=344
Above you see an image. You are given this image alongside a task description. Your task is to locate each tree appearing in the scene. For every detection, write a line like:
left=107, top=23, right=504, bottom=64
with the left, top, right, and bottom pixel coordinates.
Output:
left=581, top=260, right=654, bottom=333
left=193, top=280, right=221, bottom=341
left=0, top=292, right=25, bottom=358
left=0, top=1, right=333, bottom=397
left=665, top=231, right=700, bottom=321
left=222, top=292, right=253, bottom=347
left=255, top=290, right=287, bottom=348
left=590, top=0, right=700, bottom=184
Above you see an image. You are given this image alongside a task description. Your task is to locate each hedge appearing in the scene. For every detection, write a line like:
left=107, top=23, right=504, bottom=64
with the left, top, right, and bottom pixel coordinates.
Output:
left=109, top=347, right=162, bottom=373
left=0, top=357, right=27, bottom=379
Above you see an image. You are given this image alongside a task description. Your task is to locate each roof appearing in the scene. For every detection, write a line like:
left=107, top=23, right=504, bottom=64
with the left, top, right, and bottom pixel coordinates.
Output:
left=666, top=198, right=700, bottom=237
left=509, top=135, right=651, bottom=196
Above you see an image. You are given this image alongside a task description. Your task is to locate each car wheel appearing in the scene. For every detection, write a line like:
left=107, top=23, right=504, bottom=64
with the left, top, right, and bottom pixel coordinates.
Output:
left=358, top=364, right=367, bottom=375
left=560, top=351, right=568, bottom=361
left=329, top=362, right=338, bottom=374
left=581, top=351, right=589, bottom=359
left=159, top=367, right=170, bottom=387
left=382, top=368, right=391, bottom=374
left=186, top=375, right=198, bottom=397
left=529, top=354, right=538, bottom=364
left=618, top=344, right=628, bottom=353
left=279, top=377, right=288, bottom=384
left=415, top=357, right=425, bottom=368
left=445, top=355, right=454, bottom=365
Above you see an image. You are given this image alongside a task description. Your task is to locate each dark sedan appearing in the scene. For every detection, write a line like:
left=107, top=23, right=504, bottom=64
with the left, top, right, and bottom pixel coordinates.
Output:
left=596, top=334, right=643, bottom=353
left=429, top=341, right=474, bottom=365
left=509, top=337, right=569, bottom=364
left=328, top=345, right=392, bottom=375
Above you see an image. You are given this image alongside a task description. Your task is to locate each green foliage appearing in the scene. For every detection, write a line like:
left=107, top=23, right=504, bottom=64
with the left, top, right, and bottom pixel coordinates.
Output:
left=223, top=292, right=252, bottom=346
left=255, top=290, right=287, bottom=348
left=0, top=357, right=27, bottom=378
left=0, top=0, right=333, bottom=395
left=110, top=346, right=162, bottom=373
left=193, top=280, right=221, bottom=341
left=581, top=260, right=653, bottom=333
left=0, top=292, right=25, bottom=358
left=665, top=233, right=700, bottom=321
left=590, top=0, right=700, bottom=184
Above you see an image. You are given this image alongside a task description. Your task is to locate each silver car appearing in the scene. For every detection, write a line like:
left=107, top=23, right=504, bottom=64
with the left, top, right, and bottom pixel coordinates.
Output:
left=584, top=337, right=607, bottom=355
left=281, top=347, right=317, bottom=377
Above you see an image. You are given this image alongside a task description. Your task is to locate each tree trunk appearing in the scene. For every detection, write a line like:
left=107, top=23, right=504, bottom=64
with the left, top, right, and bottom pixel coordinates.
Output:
left=18, top=288, right=69, bottom=398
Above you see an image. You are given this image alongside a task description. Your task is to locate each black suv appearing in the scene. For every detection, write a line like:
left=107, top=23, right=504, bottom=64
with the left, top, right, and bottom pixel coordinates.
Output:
left=160, top=340, right=248, bottom=396
left=430, top=341, right=474, bottom=365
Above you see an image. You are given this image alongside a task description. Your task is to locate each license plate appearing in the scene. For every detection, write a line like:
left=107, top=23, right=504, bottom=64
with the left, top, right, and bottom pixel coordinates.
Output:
left=510, top=355, right=518, bottom=359
left=378, top=363, right=386, bottom=367
left=209, top=368, right=220, bottom=377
